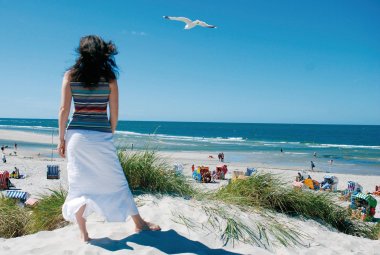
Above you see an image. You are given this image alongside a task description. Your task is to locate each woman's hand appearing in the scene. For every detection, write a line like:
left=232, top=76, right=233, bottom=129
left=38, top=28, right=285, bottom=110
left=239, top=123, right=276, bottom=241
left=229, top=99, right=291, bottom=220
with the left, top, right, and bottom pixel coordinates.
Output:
left=57, top=139, right=66, bottom=158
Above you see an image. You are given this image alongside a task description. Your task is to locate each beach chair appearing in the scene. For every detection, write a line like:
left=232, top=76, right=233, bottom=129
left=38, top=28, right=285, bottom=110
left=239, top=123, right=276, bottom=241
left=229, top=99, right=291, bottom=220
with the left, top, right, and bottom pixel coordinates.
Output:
left=321, top=175, right=339, bottom=191
left=351, top=192, right=377, bottom=221
left=215, top=165, right=228, bottom=180
left=47, top=165, right=60, bottom=179
left=347, top=181, right=362, bottom=192
left=232, top=170, right=244, bottom=178
left=245, top=167, right=256, bottom=176
left=173, top=163, right=184, bottom=174
left=6, top=190, right=29, bottom=202
left=0, top=171, right=10, bottom=190
left=232, top=170, right=247, bottom=182
left=200, top=166, right=211, bottom=183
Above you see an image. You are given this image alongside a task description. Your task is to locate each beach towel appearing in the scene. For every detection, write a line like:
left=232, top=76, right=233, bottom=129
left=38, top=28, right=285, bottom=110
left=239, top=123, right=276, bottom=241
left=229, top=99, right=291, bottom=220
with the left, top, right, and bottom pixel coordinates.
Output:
left=292, top=181, right=304, bottom=189
left=25, top=198, right=39, bottom=207
left=62, top=130, right=139, bottom=223
left=303, top=179, right=315, bottom=190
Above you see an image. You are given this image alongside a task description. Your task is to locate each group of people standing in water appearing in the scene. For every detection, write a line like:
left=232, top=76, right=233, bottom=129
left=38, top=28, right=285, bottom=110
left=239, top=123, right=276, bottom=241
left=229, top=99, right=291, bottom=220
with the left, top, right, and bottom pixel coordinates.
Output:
left=280, top=148, right=334, bottom=171
left=218, top=152, right=224, bottom=162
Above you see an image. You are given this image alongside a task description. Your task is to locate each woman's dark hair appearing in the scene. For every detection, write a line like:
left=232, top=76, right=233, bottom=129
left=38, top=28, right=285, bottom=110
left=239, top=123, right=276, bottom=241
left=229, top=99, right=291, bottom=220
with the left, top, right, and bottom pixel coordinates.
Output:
left=69, top=35, right=118, bottom=86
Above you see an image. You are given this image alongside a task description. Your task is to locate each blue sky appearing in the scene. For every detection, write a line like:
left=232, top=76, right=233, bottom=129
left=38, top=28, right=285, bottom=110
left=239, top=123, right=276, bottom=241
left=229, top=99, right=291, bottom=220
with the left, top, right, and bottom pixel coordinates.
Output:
left=0, top=0, right=379, bottom=124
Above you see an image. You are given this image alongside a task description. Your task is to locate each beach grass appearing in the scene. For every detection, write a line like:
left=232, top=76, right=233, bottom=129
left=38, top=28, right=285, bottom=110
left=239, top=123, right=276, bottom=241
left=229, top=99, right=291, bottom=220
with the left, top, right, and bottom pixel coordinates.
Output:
left=0, top=197, right=30, bottom=238
left=200, top=203, right=305, bottom=248
left=27, top=188, right=69, bottom=233
left=212, top=172, right=380, bottom=239
left=118, top=149, right=194, bottom=196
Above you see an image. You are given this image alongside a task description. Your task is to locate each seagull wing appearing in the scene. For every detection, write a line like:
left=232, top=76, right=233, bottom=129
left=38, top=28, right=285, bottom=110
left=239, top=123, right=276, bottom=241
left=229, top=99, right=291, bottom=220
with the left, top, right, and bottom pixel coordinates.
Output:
left=197, top=20, right=217, bottom=28
left=163, top=16, right=192, bottom=25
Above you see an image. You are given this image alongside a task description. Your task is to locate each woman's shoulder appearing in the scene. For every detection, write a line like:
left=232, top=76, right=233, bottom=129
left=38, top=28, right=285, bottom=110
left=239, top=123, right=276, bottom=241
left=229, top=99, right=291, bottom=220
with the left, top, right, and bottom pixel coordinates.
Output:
left=61, top=70, right=72, bottom=89
left=108, top=79, right=118, bottom=88
left=63, top=70, right=74, bottom=84
left=64, top=70, right=72, bottom=79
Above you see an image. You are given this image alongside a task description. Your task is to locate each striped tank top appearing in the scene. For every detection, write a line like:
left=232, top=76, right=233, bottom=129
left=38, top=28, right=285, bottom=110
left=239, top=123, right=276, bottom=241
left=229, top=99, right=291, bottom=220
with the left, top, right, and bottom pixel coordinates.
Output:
left=67, top=81, right=112, bottom=133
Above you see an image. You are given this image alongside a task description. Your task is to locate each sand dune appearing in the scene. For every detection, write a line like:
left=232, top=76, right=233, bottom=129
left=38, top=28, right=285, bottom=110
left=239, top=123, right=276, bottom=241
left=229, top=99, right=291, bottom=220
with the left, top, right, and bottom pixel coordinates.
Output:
left=1, top=195, right=380, bottom=255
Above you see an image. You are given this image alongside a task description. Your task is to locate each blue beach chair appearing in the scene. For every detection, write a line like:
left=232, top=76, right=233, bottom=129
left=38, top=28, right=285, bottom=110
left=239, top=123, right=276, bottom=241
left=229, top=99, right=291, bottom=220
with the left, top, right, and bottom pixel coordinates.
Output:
left=47, top=165, right=60, bottom=179
left=6, top=190, right=29, bottom=202
left=245, top=167, right=256, bottom=176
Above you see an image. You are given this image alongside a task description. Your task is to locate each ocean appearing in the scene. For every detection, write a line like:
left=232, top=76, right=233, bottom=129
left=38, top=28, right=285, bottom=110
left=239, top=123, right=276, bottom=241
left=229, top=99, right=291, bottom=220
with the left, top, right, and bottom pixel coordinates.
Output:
left=1, top=118, right=380, bottom=175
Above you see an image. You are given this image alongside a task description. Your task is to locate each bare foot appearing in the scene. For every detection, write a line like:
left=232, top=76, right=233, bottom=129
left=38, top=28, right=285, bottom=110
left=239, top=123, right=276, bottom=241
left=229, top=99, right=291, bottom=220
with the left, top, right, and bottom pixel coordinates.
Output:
left=80, top=232, right=90, bottom=242
left=135, top=221, right=161, bottom=233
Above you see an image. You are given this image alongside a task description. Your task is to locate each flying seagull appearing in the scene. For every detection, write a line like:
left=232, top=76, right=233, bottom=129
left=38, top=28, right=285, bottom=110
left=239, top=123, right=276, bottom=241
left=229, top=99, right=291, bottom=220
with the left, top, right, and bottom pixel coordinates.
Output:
left=163, top=16, right=217, bottom=30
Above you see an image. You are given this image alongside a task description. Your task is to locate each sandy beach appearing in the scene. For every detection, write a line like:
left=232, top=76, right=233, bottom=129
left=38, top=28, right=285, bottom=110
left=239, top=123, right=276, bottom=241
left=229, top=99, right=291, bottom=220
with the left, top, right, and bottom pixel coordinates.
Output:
left=1, top=129, right=380, bottom=254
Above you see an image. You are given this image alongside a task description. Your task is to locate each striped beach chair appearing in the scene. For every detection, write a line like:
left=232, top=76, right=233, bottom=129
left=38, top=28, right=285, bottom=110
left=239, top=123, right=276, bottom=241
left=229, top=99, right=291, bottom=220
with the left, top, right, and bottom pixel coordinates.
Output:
left=347, top=181, right=362, bottom=192
left=0, top=171, right=10, bottom=190
left=6, top=190, right=29, bottom=202
left=47, top=165, right=60, bottom=179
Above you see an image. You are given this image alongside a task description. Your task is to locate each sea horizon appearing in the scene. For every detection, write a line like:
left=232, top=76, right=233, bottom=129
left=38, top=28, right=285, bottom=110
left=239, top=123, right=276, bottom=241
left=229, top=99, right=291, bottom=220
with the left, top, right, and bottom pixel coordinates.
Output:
left=1, top=117, right=379, bottom=126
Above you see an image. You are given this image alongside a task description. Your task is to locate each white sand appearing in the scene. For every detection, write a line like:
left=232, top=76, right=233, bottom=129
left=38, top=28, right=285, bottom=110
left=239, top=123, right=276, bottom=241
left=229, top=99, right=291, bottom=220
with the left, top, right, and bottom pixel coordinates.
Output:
left=1, top=130, right=380, bottom=255
left=0, top=129, right=56, bottom=144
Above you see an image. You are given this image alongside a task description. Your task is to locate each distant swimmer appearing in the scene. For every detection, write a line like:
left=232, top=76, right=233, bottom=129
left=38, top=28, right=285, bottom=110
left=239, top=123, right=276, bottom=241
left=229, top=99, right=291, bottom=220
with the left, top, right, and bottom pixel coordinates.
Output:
left=313, top=152, right=317, bottom=157
left=280, top=148, right=283, bottom=153
left=329, top=159, right=334, bottom=165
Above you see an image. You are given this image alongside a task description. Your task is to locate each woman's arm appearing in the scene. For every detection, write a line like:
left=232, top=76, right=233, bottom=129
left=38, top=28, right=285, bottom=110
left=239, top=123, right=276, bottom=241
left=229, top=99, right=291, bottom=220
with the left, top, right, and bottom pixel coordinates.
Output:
left=109, top=79, right=119, bottom=133
left=57, top=72, right=72, bottom=158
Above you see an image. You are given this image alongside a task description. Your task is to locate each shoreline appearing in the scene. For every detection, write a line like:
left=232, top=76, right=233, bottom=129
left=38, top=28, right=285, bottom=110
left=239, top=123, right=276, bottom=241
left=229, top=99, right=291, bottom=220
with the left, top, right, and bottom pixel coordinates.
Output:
left=0, top=127, right=379, bottom=176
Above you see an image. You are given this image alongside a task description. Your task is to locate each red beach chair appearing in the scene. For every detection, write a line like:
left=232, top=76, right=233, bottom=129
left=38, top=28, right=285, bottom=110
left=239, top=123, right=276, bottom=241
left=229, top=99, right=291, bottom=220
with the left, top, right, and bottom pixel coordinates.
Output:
left=215, top=165, right=228, bottom=179
left=200, top=166, right=211, bottom=183
left=0, top=171, right=10, bottom=190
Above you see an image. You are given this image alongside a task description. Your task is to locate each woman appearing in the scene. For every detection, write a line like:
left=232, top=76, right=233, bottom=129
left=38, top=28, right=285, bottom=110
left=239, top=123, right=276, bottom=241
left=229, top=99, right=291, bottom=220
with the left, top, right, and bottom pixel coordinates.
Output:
left=58, top=35, right=160, bottom=242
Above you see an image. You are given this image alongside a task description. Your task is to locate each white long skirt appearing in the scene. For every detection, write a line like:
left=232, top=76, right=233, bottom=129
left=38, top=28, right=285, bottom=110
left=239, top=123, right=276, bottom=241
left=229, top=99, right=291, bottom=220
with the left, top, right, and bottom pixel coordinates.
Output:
left=62, top=129, right=139, bottom=223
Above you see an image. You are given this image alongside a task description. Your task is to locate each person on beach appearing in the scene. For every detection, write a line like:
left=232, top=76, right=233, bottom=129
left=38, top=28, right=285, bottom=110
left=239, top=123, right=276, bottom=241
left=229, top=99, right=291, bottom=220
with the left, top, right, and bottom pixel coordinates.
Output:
left=14, top=143, right=17, bottom=155
left=2, top=153, right=6, bottom=163
left=296, top=172, right=303, bottom=182
left=311, top=161, right=315, bottom=171
left=58, top=35, right=160, bottom=242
